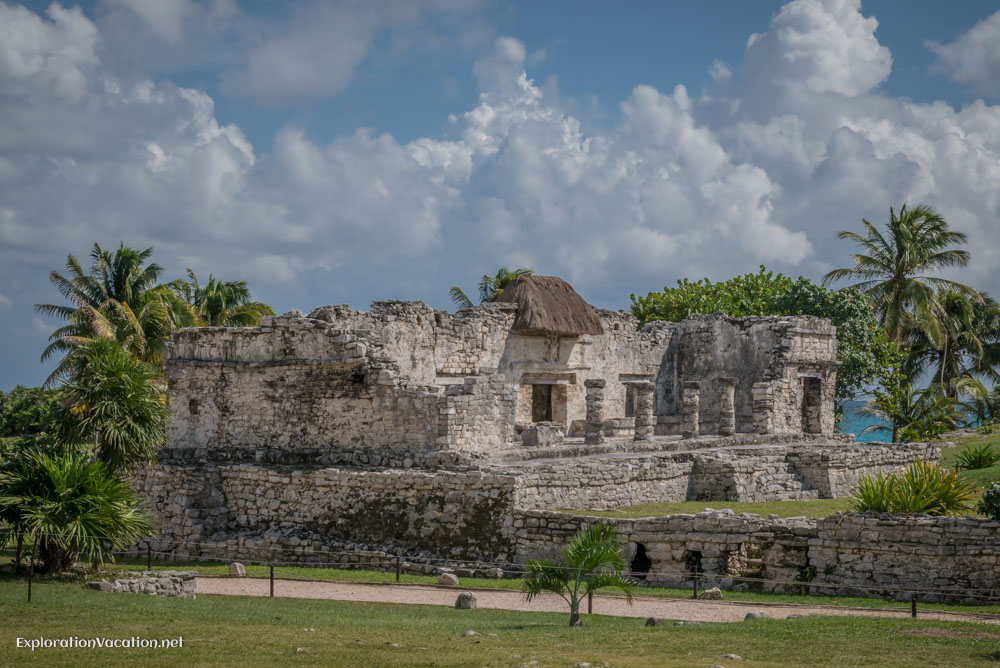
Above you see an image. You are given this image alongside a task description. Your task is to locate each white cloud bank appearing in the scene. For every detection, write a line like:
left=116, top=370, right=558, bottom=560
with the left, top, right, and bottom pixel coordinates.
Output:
left=1, top=0, right=1000, bottom=375
left=929, top=10, right=1000, bottom=96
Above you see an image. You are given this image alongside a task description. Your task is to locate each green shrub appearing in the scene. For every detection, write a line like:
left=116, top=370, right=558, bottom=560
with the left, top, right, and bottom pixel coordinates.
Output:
left=954, top=443, right=1000, bottom=470
left=978, top=483, right=1000, bottom=521
left=851, top=458, right=977, bottom=516
left=852, top=472, right=897, bottom=513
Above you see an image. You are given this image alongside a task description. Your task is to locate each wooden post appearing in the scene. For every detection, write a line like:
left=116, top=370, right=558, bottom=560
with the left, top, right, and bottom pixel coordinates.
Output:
left=911, top=598, right=917, bottom=618
left=269, top=564, right=274, bottom=598
left=587, top=590, right=593, bottom=614
left=147, top=544, right=152, bottom=572
left=27, top=533, right=38, bottom=603
left=395, top=555, right=401, bottom=583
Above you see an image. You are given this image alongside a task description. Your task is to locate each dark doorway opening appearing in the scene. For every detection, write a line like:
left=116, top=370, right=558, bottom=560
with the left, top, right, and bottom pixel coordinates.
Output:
left=630, top=543, right=652, bottom=579
left=624, top=385, right=636, bottom=418
left=532, top=384, right=553, bottom=422
left=801, top=377, right=822, bottom=433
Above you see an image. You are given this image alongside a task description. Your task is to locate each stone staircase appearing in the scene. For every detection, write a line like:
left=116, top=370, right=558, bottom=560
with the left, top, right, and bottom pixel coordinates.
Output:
left=752, top=460, right=820, bottom=500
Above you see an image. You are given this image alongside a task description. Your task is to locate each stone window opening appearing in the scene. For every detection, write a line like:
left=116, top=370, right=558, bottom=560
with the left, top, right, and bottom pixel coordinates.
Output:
left=629, top=543, right=652, bottom=579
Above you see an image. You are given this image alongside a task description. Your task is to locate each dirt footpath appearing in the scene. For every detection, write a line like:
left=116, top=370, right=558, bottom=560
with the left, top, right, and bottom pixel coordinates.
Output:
left=196, top=577, right=1000, bottom=625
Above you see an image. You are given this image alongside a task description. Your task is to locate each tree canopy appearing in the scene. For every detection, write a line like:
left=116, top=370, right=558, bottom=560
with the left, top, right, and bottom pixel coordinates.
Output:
left=629, top=267, right=896, bottom=405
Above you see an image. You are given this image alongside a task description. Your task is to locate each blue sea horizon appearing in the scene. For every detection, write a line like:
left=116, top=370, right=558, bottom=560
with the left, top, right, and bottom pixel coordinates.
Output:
left=839, top=400, right=890, bottom=442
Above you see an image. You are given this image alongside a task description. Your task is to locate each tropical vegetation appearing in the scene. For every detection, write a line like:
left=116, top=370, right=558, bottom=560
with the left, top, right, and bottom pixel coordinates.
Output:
left=4, top=241, right=271, bottom=576
left=0, top=386, right=60, bottom=436
left=35, top=242, right=274, bottom=381
left=850, top=459, right=977, bottom=516
left=53, top=338, right=169, bottom=473
left=822, top=203, right=979, bottom=345
left=450, top=267, right=533, bottom=310
left=952, top=442, right=1000, bottom=471
left=978, top=482, right=1000, bottom=520
left=171, top=269, right=275, bottom=327
left=521, top=522, right=635, bottom=627
left=821, top=205, right=1000, bottom=441
left=0, top=449, right=152, bottom=572
left=34, top=243, right=193, bottom=383
left=629, top=267, right=897, bottom=407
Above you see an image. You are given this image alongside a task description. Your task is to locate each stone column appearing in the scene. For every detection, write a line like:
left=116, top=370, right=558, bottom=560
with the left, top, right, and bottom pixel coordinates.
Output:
left=752, top=381, right=774, bottom=435
left=717, top=377, right=737, bottom=436
left=633, top=381, right=655, bottom=441
left=584, top=379, right=606, bottom=445
left=681, top=381, right=700, bottom=439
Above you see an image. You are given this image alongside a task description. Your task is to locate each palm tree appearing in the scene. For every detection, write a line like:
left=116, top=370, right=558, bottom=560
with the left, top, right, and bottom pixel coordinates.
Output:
left=450, top=267, right=533, bottom=310
left=861, top=383, right=962, bottom=443
left=521, top=523, right=635, bottom=627
left=55, top=338, right=169, bottom=474
left=0, top=450, right=152, bottom=573
left=823, top=204, right=978, bottom=345
left=171, top=269, right=274, bottom=327
left=956, top=377, right=1000, bottom=428
left=34, top=243, right=194, bottom=381
left=904, top=292, right=1000, bottom=396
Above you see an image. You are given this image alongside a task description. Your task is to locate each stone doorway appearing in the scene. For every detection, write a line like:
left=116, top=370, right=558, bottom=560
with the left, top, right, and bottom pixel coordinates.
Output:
left=801, top=376, right=822, bottom=433
left=532, top=384, right=553, bottom=422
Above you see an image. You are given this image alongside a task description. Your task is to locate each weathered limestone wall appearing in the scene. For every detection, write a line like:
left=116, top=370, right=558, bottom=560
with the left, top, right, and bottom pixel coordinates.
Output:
left=654, top=315, right=837, bottom=435
left=132, top=463, right=520, bottom=562
left=508, top=442, right=938, bottom=509
left=498, top=311, right=673, bottom=429
left=513, top=509, right=1000, bottom=603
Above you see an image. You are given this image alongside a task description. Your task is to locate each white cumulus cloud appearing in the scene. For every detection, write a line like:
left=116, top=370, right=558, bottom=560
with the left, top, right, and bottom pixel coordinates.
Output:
left=2, top=0, right=1000, bottom=388
left=929, top=10, right=1000, bottom=96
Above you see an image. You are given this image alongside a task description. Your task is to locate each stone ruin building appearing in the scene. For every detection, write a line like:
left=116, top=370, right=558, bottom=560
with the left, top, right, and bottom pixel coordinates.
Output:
left=135, top=275, right=960, bottom=596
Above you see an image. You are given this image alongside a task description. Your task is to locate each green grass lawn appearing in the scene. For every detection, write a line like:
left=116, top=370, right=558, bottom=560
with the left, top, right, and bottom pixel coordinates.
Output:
left=1, top=580, right=998, bottom=667
left=50, top=556, right=991, bottom=616
left=941, top=433, right=1000, bottom=492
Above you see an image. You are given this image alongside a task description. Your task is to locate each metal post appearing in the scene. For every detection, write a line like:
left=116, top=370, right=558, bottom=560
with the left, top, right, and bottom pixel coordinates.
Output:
left=269, top=564, right=274, bottom=598
left=147, top=544, right=152, bottom=572
left=692, top=572, right=698, bottom=600
left=395, top=555, right=401, bottom=583
left=911, top=598, right=917, bottom=618
left=27, top=533, right=38, bottom=603
left=587, top=590, right=593, bottom=614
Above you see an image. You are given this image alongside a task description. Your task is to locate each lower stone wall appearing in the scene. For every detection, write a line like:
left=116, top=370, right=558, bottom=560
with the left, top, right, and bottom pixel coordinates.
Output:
left=786, top=443, right=940, bottom=497
left=132, top=464, right=519, bottom=562
left=86, top=570, right=197, bottom=598
left=513, top=510, right=1000, bottom=603
left=508, top=442, right=938, bottom=510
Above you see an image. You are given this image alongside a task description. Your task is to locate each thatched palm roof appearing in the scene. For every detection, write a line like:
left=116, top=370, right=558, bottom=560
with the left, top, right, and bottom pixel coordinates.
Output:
left=496, top=275, right=604, bottom=336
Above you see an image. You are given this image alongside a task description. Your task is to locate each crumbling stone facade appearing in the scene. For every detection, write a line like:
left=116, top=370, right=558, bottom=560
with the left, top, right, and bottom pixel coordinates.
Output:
left=513, top=509, right=999, bottom=604
left=136, top=277, right=944, bottom=600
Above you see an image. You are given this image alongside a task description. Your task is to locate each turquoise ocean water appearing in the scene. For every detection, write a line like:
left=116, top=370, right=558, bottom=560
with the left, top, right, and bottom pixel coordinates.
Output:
left=838, top=400, right=890, bottom=443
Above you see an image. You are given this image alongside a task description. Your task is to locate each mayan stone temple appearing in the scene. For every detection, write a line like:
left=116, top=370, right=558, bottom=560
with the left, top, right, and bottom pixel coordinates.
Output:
left=135, top=275, right=936, bottom=573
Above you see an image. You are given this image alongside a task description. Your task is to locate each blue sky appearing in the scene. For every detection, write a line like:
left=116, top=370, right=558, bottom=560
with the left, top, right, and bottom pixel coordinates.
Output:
left=3, top=0, right=1000, bottom=389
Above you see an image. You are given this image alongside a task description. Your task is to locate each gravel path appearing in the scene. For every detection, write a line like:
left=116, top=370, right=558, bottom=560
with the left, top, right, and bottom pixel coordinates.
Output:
left=196, top=577, right=1000, bottom=625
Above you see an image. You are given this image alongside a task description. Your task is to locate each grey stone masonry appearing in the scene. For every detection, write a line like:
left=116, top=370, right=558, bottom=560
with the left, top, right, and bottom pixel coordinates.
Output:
left=513, top=509, right=999, bottom=604
left=633, top=382, right=654, bottom=441
left=87, top=570, right=197, bottom=598
left=681, top=381, right=701, bottom=438
left=584, top=379, right=606, bottom=445
left=717, top=377, right=737, bottom=436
